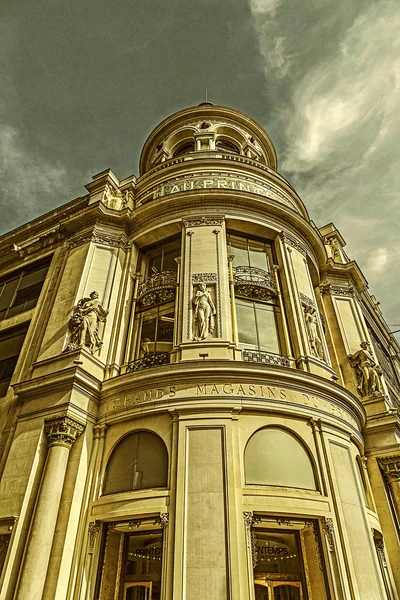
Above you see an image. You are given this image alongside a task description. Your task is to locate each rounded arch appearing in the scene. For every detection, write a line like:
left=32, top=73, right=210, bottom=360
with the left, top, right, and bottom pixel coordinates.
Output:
left=103, top=429, right=168, bottom=495
left=244, top=426, right=317, bottom=490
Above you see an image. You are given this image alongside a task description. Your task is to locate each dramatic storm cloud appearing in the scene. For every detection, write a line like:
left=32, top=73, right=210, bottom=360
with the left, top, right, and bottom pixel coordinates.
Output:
left=1, top=0, right=398, bottom=331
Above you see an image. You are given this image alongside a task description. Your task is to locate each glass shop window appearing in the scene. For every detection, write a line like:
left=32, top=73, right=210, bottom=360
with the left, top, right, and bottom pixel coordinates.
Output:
left=0, top=258, right=51, bottom=321
left=0, top=325, right=29, bottom=397
left=252, top=525, right=329, bottom=600
left=103, top=431, right=168, bottom=495
left=96, top=524, right=163, bottom=600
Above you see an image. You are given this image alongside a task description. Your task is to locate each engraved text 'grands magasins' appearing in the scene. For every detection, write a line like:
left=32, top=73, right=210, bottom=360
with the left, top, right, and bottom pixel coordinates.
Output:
left=108, top=383, right=358, bottom=428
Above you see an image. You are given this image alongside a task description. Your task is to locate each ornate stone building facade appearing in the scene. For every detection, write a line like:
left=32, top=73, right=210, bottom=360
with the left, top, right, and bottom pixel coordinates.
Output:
left=0, top=103, right=399, bottom=600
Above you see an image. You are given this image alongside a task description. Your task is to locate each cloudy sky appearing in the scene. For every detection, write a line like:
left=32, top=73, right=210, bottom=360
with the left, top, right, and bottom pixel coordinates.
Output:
left=1, top=0, right=399, bottom=332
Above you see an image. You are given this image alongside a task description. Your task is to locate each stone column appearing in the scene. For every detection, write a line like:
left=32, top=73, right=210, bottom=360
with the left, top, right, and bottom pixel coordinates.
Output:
left=377, top=454, right=400, bottom=520
left=16, top=416, right=84, bottom=600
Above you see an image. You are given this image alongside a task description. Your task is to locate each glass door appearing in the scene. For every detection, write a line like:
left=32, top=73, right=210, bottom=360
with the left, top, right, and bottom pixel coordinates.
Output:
left=254, top=581, right=303, bottom=600
left=253, top=530, right=307, bottom=600
left=124, top=582, right=152, bottom=600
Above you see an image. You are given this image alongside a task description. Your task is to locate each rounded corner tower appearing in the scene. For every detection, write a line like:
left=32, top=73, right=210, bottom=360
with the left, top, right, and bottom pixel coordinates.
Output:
left=4, top=103, right=400, bottom=600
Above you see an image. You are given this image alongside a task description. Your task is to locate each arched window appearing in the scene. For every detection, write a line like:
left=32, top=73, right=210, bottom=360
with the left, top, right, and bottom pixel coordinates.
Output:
left=244, top=427, right=317, bottom=490
left=215, top=139, right=239, bottom=154
left=103, top=431, right=168, bottom=495
left=173, top=141, right=195, bottom=157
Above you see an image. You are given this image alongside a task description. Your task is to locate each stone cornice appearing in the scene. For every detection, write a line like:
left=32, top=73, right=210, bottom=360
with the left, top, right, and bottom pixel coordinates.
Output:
left=12, top=364, right=102, bottom=403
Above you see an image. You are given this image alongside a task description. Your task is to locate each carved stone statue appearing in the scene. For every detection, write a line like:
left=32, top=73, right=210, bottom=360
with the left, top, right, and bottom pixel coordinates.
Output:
left=66, top=291, right=108, bottom=354
left=304, top=305, right=324, bottom=360
left=348, top=341, right=383, bottom=397
left=192, top=282, right=216, bottom=341
left=327, top=237, right=342, bottom=263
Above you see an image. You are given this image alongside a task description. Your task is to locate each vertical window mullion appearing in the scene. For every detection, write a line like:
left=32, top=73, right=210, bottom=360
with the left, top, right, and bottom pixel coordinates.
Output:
left=254, top=303, right=260, bottom=350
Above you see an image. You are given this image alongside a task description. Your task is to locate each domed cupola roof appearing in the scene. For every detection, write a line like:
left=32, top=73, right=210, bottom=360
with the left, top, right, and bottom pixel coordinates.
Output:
left=139, top=103, right=278, bottom=175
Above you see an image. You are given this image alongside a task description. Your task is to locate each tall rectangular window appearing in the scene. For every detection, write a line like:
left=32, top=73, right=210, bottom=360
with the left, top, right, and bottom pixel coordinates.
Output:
left=0, top=325, right=29, bottom=397
left=0, top=258, right=51, bottom=321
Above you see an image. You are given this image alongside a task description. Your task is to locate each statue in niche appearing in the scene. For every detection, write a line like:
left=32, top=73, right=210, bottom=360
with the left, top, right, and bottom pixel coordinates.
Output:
left=348, top=341, right=383, bottom=397
left=192, top=282, right=216, bottom=341
left=304, top=305, right=324, bottom=360
left=66, top=291, right=109, bottom=354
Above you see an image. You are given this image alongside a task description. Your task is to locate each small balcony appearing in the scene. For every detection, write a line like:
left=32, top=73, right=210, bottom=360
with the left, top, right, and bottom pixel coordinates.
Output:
left=137, top=270, right=177, bottom=308
left=233, top=266, right=277, bottom=301
left=126, top=352, right=170, bottom=373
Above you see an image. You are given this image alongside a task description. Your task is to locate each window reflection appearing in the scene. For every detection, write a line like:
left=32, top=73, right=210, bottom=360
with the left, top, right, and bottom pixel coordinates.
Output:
left=124, top=531, right=162, bottom=600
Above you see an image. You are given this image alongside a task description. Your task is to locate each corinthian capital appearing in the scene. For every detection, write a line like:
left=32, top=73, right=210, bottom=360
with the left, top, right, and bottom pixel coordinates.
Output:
left=377, top=455, right=400, bottom=484
left=44, top=416, right=85, bottom=449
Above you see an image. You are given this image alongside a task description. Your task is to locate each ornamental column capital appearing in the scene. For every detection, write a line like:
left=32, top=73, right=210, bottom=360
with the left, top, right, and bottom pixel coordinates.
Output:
left=377, top=454, right=400, bottom=484
left=44, top=415, right=85, bottom=449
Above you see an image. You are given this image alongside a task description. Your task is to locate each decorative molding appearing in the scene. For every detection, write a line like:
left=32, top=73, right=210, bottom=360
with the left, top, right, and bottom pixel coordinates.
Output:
left=68, top=232, right=132, bottom=252
left=88, top=521, right=100, bottom=552
left=44, top=415, right=85, bottom=449
left=242, top=349, right=290, bottom=368
left=192, top=272, right=217, bottom=283
left=0, top=516, right=19, bottom=531
left=377, top=454, right=400, bottom=484
left=156, top=513, right=169, bottom=529
left=243, top=512, right=260, bottom=569
left=308, top=417, right=323, bottom=434
left=299, top=292, right=315, bottom=307
left=320, top=283, right=355, bottom=298
left=322, top=518, right=335, bottom=552
left=282, top=234, right=308, bottom=256
left=93, top=424, right=107, bottom=440
left=182, top=216, right=224, bottom=228
left=11, top=227, right=65, bottom=257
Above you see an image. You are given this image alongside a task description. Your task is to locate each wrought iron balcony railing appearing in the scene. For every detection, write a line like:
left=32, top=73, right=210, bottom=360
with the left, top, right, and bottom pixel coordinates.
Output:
left=233, top=265, right=277, bottom=301
left=126, top=352, right=170, bottom=373
left=137, top=270, right=177, bottom=308
left=242, top=349, right=290, bottom=368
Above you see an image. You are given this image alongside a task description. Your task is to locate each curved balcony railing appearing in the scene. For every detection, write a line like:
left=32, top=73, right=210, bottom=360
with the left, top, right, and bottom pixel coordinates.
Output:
left=242, top=349, right=290, bottom=368
left=233, top=265, right=277, bottom=301
left=126, top=352, right=170, bottom=373
left=137, top=270, right=177, bottom=308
